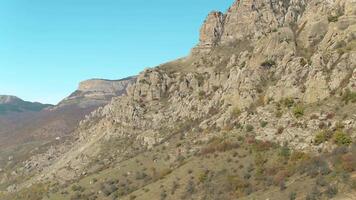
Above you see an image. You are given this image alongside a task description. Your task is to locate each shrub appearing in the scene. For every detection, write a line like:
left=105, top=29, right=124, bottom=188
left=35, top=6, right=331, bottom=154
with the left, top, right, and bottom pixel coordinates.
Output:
left=261, top=59, right=276, bottom=68
left=245, top=124, right=254, bottom=132
left=279, top=146, right=290, bottom=159
left=328, top=15, right=339, bottom=22
left=71, top=185, right=84, bottom=192
left=231, top=107, right=242, bottom=117
left=289, top=191, right=297, bottom=200
left=281, top=98, right=295, bottom=108
left=316, top=176, right=327, bottom=187
left=293, top=105, right=304, bottom=118
left=325, top=185, right=338, bottom=198
left=260, top=121, right=268, bottom=127
left=101, top=183, right=118, bottom=196
left=314, top=132, right=327, bottom=145
left=342, top=89, right=356, bottom=104
left=276, top=126, right=284, bottom=134
left=314, top=130, right=333, bottom=145
left=198, top=90, right=206, bottom=100
left=275, top=110, right=283, bottom=118
left=333, top=131, right=352, bottom=146
left=160, top=190, right=167, bottom=200
left=185, top=180, right=195, bottom=195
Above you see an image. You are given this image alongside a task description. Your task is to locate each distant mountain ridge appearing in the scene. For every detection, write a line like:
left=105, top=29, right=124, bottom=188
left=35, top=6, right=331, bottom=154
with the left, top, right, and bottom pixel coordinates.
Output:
left=0, top=95, right=52, bottom=115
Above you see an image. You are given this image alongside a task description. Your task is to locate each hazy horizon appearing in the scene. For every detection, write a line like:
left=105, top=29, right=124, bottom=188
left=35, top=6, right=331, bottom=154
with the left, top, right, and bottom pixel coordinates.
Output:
left=0, top=0, right=233, bottom=104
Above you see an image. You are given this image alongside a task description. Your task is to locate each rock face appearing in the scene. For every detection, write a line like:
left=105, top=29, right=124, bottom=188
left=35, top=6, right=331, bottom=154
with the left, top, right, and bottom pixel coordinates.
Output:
left=56, top=77, right=136, bottom=109
left=10, top=0, right=356, bottom=194
left=194, top=11, right=225, bottom=52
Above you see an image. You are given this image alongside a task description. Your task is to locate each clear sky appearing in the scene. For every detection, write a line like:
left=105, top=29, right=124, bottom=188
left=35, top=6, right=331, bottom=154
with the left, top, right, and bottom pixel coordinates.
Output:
left=0, top=0, right=233, bottom=104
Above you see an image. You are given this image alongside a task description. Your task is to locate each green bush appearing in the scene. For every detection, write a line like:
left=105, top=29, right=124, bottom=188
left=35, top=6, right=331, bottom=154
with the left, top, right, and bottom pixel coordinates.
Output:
left=281, top=98, right=295, bottom=108
left=260, top=121, right=268, bottom=128
left=279, top=146, right=290, bottom=159
left=289, top=191, right=297, bottom=200
left=293, top=105, right=304, bottom=118
left=71, top=185, right=84, bottom=192
left=198, top=90, right=206, bottom=100
left=328, top=15, right=339, bottom=22
left=245, top=124, right=254, bottom=132
left=314, top=130, right=333, bottom=145
left=333, top=131, right=352, bottom=146
left=231, top=107, right=242, bottom=117
left=342, top=89, right=356, bottom=104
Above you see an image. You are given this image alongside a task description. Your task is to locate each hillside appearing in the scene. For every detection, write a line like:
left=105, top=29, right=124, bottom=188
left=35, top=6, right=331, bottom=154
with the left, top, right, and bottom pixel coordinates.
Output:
left=0, top=0, right=355, bottom=199
left=0, top=78, right=135, bottom=191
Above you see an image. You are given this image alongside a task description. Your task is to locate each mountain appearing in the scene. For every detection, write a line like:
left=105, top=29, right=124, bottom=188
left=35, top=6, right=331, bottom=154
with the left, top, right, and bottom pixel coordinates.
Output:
left=1, top=0, right=355, bottom=199
left=0, top=95, right=51, bottom=115
left=0, top=77, right=135, bottom=188
left=56, top=77, right=136, bottom=109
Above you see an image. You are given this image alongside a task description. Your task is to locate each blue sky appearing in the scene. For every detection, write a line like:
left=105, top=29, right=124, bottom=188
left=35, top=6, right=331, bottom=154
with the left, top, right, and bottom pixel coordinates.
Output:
left=0, top=0, right=233, bottom=104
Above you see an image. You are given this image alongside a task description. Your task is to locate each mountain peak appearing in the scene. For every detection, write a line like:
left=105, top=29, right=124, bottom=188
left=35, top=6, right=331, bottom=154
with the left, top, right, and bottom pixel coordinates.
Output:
left=0, top=95, right=51, bottom=115
left=0, top=95, right=23, bottom=104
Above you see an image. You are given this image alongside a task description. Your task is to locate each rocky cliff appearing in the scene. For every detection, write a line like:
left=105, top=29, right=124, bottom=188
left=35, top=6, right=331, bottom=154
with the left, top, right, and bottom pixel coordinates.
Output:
left=3, top=0, right=356, bottom=199
left=56, top=77, right=135, bottom=109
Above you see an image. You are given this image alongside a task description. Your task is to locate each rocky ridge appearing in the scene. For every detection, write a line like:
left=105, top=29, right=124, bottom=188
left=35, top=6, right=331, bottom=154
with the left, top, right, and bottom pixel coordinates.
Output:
left=55, top=77, right=136, bottom=109
left=3, top=0, right=356, bottom=198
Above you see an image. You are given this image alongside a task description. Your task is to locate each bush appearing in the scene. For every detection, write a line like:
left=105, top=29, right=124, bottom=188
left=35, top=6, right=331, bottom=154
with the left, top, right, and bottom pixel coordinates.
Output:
left=245, top=124, right=254, bottom=132
left=281, top=98, right=295, bottom=108
left=261, top=59, right=276, bottom=68
left=314, top=130, right=333, bottom=145
left=314, top=132, right=327, bottom=145
left=342, top=89, right=356, bottom=104
left=328, top=15, right=339, bottom=22
left=101, top=183, right=118, bottom=196
left=279, top=146, right=290, bottom=159
left=198, top=90, right=206, bottom=100
left=231, top=107, right=242, bottom=117
left=276, top=126, right=284, bottom=134
left=185, top=180, right=195, bottom=195
left=71, top=185, right=84, bottom=192
left=293, top=105, right=304, bottom=118
left=325, top=185, right=338, bottom=198
left=333, top=131, right=352, bottom=146
left=289, top=191, right=297, bottom=200
left=260, top=121, right=268, bottom=128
